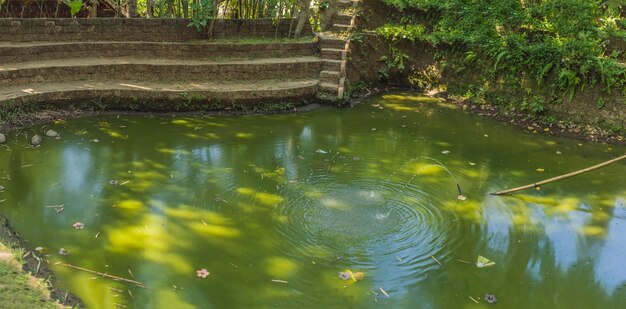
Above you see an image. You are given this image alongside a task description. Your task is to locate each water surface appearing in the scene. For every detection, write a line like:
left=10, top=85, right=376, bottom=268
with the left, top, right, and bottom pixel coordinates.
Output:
left=1, top=93, right=626, bottom=308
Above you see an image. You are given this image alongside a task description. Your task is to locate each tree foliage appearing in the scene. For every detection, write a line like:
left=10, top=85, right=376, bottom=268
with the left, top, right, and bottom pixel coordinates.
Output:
left=378, top=0, right=626, bottom=112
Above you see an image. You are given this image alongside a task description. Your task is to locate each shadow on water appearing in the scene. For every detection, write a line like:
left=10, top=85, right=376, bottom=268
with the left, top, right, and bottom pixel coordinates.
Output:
left=0, top=92, right=625, bottom=308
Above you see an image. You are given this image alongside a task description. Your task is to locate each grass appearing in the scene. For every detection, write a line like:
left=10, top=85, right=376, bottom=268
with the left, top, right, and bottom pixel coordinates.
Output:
left=0, top=245, right=58, bottom=309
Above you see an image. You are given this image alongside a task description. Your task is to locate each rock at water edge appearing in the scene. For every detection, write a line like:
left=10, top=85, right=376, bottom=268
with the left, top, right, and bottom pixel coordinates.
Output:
left=31, top=135, right=42, bottom=146
left=45, top=129, right=59, bottom=138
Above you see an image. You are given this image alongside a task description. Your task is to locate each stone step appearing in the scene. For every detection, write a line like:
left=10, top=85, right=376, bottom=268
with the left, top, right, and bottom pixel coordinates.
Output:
left=322, top=59, right=343, bottom=71
left=320, top=70, right=341, bottom=83
left=337, top=0, right=359, bottom=10
left=321, top=48, right=346, bottom=61
left=0, top=57, right=322, bottom=86
left=318, top=36, right=347, bottom=49
left=0, top=79, right=320, bottom=108
left=318, top=82, right=340, bottom=94
left=331, top=23, right=353, bottom=32
left=0, top=41, right=319, bottom=63
left=333, top=13, right=354, bottom=25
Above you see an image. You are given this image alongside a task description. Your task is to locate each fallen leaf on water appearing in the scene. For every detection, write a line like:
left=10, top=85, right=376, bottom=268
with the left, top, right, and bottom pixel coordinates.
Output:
left=469, top=162, right=476, bottom=166
left=457, top=195, right=467, bottom=201
left=315, top=149, right=328, bottom=154
left=476, top=255, right=495, bottom=268
left=536, top=168, right=545, bottom=172
left=484, top=294, right=498, bottom=304
left=196, top=268, right=210, bottom=278
left=339, top=270, right=365, bottom=283
left=441, top=150, right=451, bottom=155
left=72, top=222, right=84, bottom=229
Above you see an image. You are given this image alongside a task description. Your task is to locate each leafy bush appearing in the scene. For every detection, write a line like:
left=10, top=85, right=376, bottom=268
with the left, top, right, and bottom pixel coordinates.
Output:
left=377, top=0, right=626, bottom=113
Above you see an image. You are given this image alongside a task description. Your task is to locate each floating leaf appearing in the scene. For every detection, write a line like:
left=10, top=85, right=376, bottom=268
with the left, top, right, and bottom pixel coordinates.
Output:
left=315, top=149, right=328, bottom=154
left=339, top=269, right=364, bottom=283
left=457, top=195, right=467, bottom=201
left=536, top=168, right=545, bottom=172
left=196, top=268, right=210, bottom=278
left=484, top=293, right=498, bottom=303
left=72, top=222, right=84, bottom=229
left=469, top=162, right=476, bottom=166
left=441, top=150, right=451, bottom=154
left=476, top=255, right=495, bottom=268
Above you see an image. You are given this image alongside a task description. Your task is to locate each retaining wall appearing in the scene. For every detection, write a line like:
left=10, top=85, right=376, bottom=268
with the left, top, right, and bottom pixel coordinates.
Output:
left=0, top=18, right=312, bottom=42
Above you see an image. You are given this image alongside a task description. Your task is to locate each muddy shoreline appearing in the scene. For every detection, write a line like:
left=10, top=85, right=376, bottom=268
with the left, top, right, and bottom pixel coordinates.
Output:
left=0, top=216, right=82, bottom=307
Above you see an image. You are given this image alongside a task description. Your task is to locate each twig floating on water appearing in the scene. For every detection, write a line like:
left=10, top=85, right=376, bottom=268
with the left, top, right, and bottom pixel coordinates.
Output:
left=431, top=256, right=442, bottom=265
left=60, top=263, right=146, bottom=287
left=456, top=259, right=471, bottom=264
left=379, top=287, right=390, bottom=298
left=469, top=296, right=479, bottom=304
left=327, top=152, right=340, bottom=173
left=271, top=279, right=288, bottom=283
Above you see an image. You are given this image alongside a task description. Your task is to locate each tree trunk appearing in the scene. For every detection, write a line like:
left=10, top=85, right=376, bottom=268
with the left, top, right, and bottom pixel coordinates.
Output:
left=127, top=0, right=137, bottom=17
left=166, top=0, right=175, bottom=17
left=288, top=4, right=296, bottom=38
left=90, top=0, right=98, bottom=17
left=207, top=0, right=219, bottom=39
left=293, top=0, right=309, bottom=38
left=147, top=0, right=154, bottom=17
left=182, top=0, right=188, bottom=18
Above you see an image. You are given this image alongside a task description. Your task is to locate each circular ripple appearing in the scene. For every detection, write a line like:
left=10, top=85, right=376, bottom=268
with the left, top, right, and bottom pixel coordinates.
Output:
left=274, top=174, right=466, bottom=281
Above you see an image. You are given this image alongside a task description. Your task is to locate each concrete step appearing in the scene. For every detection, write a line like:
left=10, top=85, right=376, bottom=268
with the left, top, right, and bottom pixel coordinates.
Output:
left=331, top=23, right=354, bottom=32
left=322, top=59, right=343, bottom=71
left=321, top=48, right=346, bottom=60
left=0, top=41, right=319, bottom=63
left=319, top=36, right=347, bottom=49
left=333, top=13, right=354, bottom=25
left=337, top=0, right=359, bottom=10
left=0, top=57, right=322, bottom=85
left=318, top=82, right=340, bottom=93
left=0, top=79, right=320, bottom=108
left=320, top=70, right=341, bottom=83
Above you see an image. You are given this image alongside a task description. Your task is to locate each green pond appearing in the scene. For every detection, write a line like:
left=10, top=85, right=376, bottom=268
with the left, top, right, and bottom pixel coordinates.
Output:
left=1, top=93, right=626, bottom=308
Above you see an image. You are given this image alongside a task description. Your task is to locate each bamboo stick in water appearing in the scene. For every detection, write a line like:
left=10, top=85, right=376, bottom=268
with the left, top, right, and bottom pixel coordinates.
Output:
left=491, top=154, right=626, bottom=196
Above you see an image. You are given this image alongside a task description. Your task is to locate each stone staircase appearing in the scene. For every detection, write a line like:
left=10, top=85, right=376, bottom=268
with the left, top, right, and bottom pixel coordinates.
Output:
left=0, top=18, right=323, bottom=111
left=317, top=0, right=360, bottom=101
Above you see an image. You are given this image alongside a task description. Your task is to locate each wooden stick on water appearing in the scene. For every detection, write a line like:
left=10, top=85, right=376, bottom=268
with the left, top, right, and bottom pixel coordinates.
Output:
left=60, top=263, right=145, bottom=287
left=491, top=154, right=626, bottom=196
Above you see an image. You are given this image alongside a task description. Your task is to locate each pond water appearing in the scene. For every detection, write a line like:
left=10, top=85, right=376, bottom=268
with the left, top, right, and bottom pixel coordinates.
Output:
left=1, top=93, right=626, bottom=308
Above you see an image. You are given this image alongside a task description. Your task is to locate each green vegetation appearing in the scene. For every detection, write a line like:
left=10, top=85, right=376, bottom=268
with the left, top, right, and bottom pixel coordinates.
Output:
left=0, top=247, right=57, bottom=309
left=376, top=0, right=626, bottom=113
